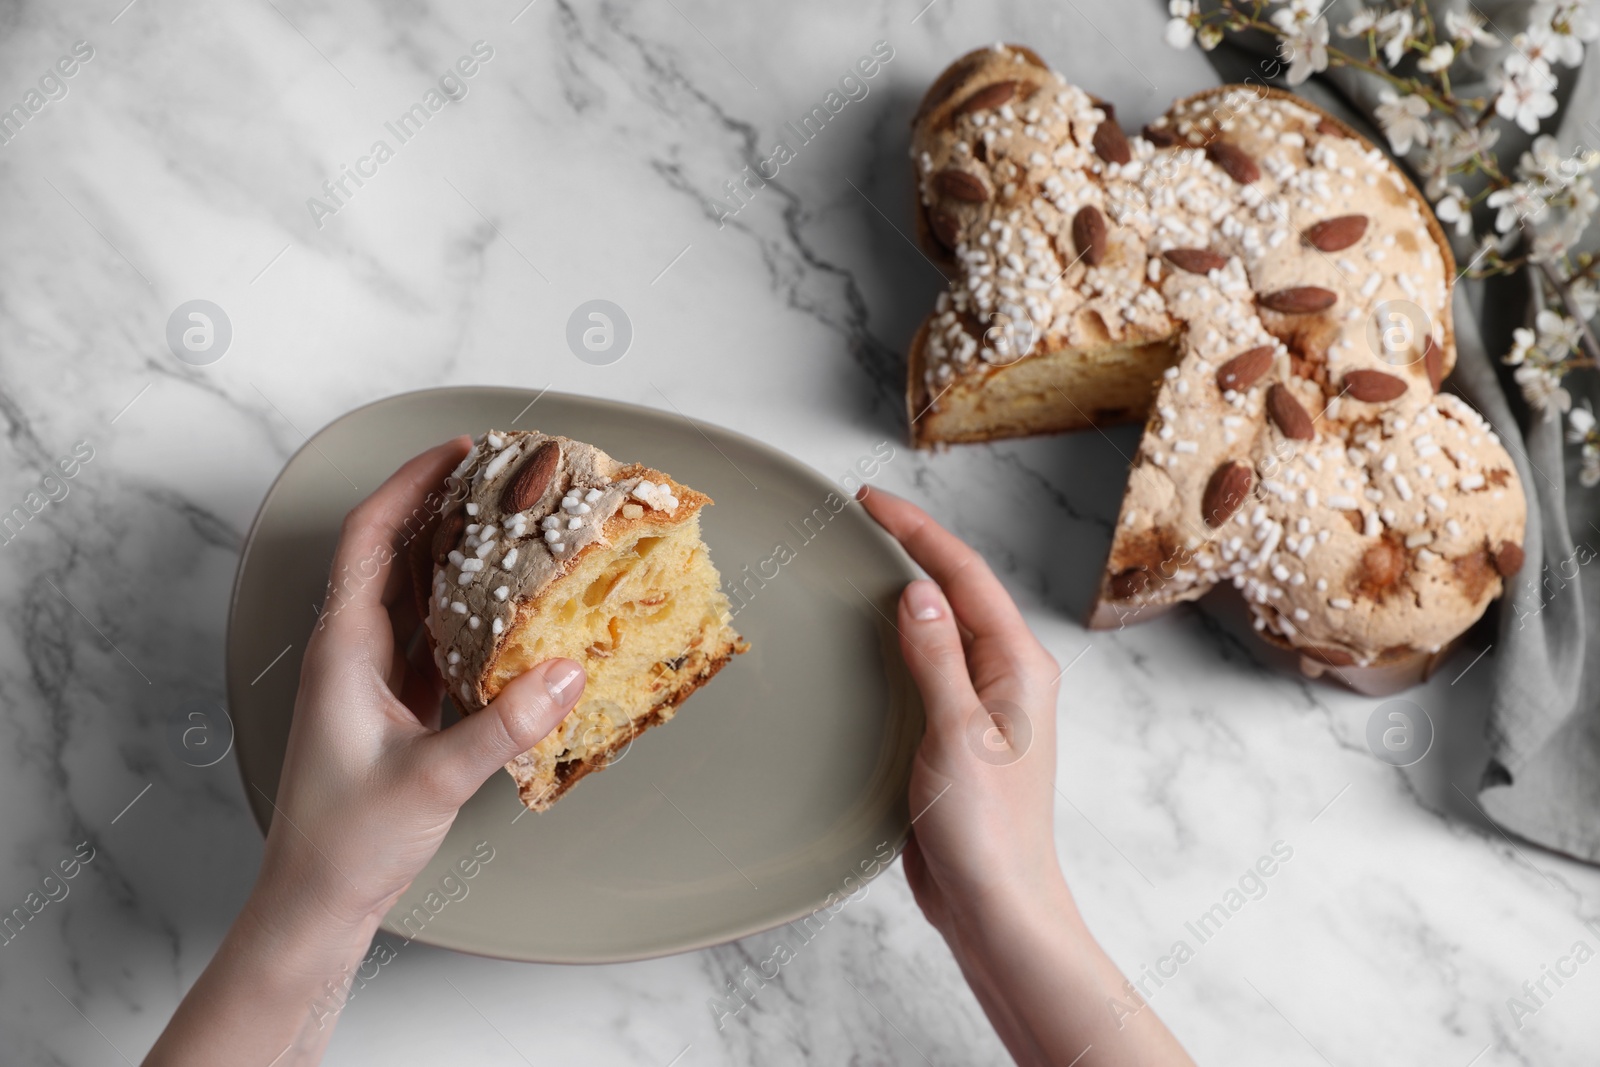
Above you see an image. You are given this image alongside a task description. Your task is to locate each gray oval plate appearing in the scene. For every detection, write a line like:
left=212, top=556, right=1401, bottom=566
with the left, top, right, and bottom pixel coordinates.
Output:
left=227, top=386, right=924, bottom=963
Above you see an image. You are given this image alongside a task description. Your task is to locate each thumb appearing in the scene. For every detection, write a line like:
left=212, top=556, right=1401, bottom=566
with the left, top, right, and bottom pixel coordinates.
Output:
left=421, top=659, right=586, bottom=807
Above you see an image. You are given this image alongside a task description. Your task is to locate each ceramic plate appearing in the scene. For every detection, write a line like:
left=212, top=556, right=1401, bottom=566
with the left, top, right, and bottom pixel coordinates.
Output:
left=227, top=387, right=923, bottom=962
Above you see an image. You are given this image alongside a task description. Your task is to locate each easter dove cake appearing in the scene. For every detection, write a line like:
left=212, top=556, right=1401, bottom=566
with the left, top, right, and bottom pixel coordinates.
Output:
left=906, top=45, right=1527, bottom=693
left=421, top=431, right=747, bottom=811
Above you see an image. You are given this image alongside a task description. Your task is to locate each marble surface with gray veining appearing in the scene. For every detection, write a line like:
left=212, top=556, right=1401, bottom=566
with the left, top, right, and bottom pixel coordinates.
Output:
left=3, top=0, right=1600, bottom=1063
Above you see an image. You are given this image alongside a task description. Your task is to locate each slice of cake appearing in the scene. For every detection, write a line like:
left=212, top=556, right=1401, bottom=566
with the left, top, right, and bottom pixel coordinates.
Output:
left=422, top=430, right=747, bottom=811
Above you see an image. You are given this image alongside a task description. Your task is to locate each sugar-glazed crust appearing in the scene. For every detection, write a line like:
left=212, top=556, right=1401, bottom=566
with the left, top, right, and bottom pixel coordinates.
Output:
left=422, top=430, right=710, bottom=710
left=908, top=44, right=1527, bottom=682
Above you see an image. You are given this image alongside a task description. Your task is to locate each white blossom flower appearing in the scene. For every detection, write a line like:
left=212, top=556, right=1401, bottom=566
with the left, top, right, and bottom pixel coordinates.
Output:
left=1446, top=9, right=1500, bottom=49
left=1531, top=1, right=1596, bottom=65
left=1497, top=79, right=1559, bottom=134
left=1165, top=0, right=1196, bottom=49
left=1537, top=307, right=1585, bottom=355
left=1487, top=182, right=1546, bottom=231
left=1435, top=186, right=1474, bottom=235
left=1519, top=134, right=1572, bottom=186
left=1516, top=24, right=1570, bottom=68
left=1566, top=400, right=1596, bottom=443
left=1418, top=44, right=1455, bottom=72
left=1571, top=278, right=1600, bottom=322
left=1582, top=442, right=1600, bottom=487
left=1575, top=173, right=1600, bottom=214
left=1535, top=174, right=1600, bottom=260
left=1337, top=5, right=1380, bottom=37
left=1533, top=227, right=1575, bottom=263
left=1506, top=326, right=1538, bottom=366
left=1496, top=56, right=1560, bottom=133
left=1272, top=7, right=1330, bottom=84
left=1548, top=1, right=1600, bottom=45
left=1515, top=363, right=1572, bottom=417
left=1450, top=123, right=1502, bottom=164
left=1198, top=23, right=1224, bottom=50
left=1376, top=9, right=1415, bottom=66
left=1418, top=122, right=1500, bottom=196
left=1375, top=89, right=1431, bottom=154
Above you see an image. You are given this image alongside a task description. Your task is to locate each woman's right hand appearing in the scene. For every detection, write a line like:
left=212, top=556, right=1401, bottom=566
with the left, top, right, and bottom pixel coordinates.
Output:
left=859, top=485, right=1195, bottom=1067
left=857, top=485, right=1069, bottom=931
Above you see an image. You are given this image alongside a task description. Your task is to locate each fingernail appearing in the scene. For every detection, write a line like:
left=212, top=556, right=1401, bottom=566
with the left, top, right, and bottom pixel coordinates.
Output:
left=855, top=484, right=869, bottom=501
left=905, top=579, right=945, bottom=621
left=544, top=660, right=584, bottom=706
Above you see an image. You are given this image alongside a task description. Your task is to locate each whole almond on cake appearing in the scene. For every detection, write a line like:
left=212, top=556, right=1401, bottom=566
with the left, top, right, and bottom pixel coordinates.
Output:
left=422, top=431, right=747, bottom=811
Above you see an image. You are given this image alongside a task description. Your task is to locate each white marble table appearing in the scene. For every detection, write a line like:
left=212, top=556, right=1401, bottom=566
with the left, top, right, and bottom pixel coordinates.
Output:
left=3, top=0, right=1599, bottom=1063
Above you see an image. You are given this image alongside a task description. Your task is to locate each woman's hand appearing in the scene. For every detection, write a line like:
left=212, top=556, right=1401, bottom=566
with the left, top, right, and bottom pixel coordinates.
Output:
left=258, top=436, right=585, bottom=929
left=859, top=485, right=1194, bottom=1067
left=147, top=439, right=587, bottom=1066
left=856, top=485, right=1066, bottom=931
